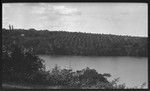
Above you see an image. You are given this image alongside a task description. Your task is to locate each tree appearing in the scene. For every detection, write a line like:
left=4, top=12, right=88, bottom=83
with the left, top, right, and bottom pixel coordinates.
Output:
left=2, top=43, right=45, bottom=83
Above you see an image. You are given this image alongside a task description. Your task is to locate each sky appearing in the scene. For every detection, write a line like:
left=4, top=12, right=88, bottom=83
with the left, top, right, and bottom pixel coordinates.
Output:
left=2, top=3, right=148, bottom=37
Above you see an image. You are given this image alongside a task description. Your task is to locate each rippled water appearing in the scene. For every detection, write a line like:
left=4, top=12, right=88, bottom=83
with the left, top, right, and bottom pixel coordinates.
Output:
left=39, top=55, right=148, bottom=88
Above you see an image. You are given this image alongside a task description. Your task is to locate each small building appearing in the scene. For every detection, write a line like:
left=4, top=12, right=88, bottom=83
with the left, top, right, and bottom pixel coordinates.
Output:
left=21, top=34, right=25, bottom=37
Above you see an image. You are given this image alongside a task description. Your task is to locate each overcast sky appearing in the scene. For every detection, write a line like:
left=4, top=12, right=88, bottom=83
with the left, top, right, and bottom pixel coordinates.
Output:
left=2, top=3, right=148, bottom=37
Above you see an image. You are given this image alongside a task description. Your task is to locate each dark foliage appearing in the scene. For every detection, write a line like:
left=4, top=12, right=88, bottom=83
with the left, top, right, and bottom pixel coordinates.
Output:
left=1, top=44, right=118, bottom=88
left=2, top=28, right=147, bottom=57
left=2, top=44, right=146, bottom=89
left=2, top=44, right=112, bottom=88
left=2, top=43, right=45, bottom=84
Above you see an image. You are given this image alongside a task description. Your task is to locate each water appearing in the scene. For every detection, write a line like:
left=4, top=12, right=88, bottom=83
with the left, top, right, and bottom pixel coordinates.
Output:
left=39, top=55, right=148, bottom=88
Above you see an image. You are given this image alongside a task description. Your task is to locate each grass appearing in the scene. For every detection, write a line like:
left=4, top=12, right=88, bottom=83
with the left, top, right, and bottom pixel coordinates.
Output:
left=2, top=82, right=61, bottom=89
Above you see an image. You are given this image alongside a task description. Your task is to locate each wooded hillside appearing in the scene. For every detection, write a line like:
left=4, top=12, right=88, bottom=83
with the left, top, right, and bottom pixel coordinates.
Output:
left=2, top=28, right=148, bottom=57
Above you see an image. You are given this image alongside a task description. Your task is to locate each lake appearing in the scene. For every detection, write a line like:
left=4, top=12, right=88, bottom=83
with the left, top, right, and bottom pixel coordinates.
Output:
left=39, top=55, right=148, bottom=88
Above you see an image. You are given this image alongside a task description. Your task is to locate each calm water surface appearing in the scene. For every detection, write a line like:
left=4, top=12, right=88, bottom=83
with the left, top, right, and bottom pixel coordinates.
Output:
left=39, top=55, right=148, bottom=88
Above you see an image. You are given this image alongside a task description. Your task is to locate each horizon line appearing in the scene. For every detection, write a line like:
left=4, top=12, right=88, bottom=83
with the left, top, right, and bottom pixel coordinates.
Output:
left=2, top=27, right=148, bottom=38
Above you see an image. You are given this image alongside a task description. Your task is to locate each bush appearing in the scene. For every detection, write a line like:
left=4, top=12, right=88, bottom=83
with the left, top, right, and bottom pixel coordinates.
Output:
left=2, top=44, right=45, bottom=84
left=45, top=66, right=113, bottom=89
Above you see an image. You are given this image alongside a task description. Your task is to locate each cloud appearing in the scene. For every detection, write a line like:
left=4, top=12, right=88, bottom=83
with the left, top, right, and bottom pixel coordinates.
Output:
left=30, top=4, right=81, bottom=23
left=31, top=4, right=81, bottom=16
left=53, top=5, right=81, bottom=16
left=32, top=6, right=46, bottom=14
left=3, top=4, right=10, bottom=8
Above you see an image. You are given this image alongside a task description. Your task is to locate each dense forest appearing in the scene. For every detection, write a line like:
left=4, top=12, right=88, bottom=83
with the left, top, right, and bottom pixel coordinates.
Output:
left=2, top=28, right=148, bottom=57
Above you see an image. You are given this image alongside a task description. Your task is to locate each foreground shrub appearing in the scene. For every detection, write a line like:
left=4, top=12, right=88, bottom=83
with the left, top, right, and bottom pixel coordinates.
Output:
left=46, top=66, right=117, bottom=89
left=2, top=44, right=45, bottom=84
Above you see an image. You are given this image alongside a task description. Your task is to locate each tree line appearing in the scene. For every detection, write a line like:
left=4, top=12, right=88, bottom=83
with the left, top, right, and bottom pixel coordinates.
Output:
left=2, top=28, right=148, bottom=57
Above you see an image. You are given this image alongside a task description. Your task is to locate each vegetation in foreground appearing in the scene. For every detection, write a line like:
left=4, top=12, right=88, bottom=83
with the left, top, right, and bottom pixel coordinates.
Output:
left=2, top=44, right=146, bottom=89
left=2, top=28, right=147, bottom=57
